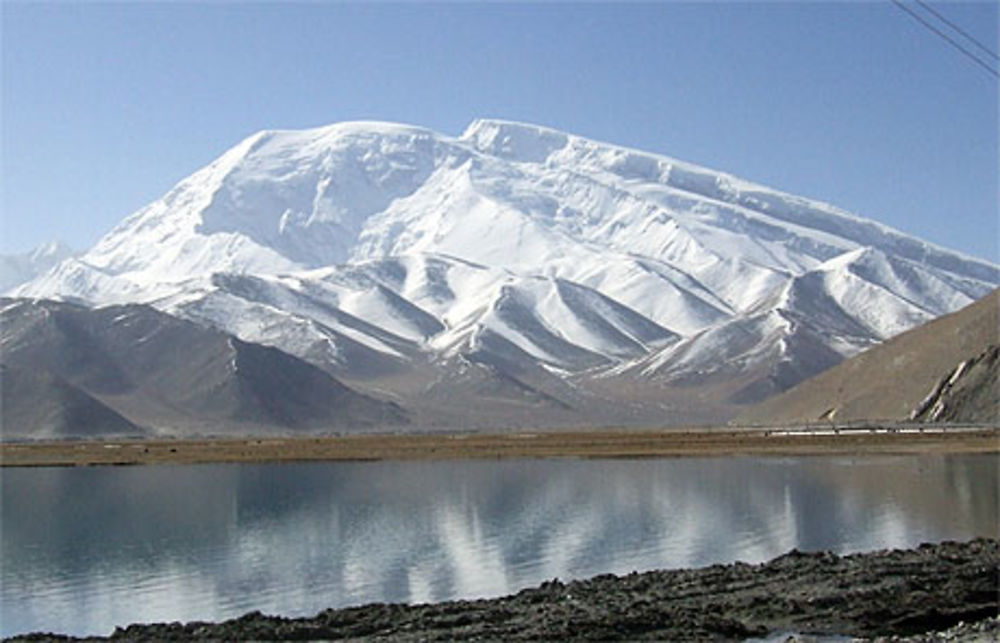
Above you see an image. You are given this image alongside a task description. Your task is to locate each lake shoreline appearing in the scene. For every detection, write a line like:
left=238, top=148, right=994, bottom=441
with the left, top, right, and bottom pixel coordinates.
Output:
left=1, top=426, right=997, bottom=467
left=8, top=538, right=998, bottom=641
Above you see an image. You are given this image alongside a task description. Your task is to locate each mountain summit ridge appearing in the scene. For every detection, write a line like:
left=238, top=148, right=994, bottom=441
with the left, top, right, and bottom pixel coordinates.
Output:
left=12, top=119, right=999, bottom=426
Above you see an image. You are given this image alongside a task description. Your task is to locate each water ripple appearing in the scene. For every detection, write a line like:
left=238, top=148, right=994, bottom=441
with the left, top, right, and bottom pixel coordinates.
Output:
left=2, top=454, right=996, bottom=637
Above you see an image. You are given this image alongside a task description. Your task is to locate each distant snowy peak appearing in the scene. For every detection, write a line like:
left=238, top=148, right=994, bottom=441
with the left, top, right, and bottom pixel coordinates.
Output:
left=54, top=118, right=996, bottom=288
left=14, top=119, right=1000, bottom=418
left=0, top=241, right=76, bottom=293
left=463, top=119, right=996, bottom=283
left=29, top=240, right=75, bottom=263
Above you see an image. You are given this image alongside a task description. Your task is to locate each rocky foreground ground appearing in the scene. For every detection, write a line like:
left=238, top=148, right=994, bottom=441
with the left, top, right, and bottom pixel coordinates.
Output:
left=10, top=539, right=998, bottom=642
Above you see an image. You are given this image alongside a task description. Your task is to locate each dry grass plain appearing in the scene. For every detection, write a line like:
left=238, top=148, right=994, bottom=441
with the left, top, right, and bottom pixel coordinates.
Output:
left=1, top=427, right=997, bottom=467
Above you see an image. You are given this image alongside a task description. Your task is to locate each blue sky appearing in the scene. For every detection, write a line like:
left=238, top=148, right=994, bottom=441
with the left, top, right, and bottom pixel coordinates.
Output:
left=3, top=1, right=997, bottom=261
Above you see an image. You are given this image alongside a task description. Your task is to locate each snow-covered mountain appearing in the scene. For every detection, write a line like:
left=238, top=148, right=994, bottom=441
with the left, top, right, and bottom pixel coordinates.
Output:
left=0, top=241, right=76, bottom=293
left=15, top=119, right=999, bottom=426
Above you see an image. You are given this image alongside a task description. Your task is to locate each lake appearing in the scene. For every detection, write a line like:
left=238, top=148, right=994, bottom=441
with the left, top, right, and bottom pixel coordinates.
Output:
left=1, top=454, right=996, bottom=637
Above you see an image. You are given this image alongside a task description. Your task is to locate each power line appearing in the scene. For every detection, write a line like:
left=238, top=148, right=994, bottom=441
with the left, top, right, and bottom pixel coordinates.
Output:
left=890, top=0, right=998, bottom=79
left=913, top=0, right=999, bottom=62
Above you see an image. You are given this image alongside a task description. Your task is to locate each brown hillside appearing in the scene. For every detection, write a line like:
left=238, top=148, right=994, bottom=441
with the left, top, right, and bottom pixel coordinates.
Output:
left=739, top=289, right=999, bottom=424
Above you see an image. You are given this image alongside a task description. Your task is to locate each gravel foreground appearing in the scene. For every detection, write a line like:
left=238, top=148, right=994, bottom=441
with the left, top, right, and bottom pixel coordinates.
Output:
left=8, top=539, right=997, bottom=642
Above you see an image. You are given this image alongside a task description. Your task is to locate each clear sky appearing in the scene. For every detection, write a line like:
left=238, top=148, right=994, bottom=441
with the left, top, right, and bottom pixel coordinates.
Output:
left=3, top=1, right=998, bottom=262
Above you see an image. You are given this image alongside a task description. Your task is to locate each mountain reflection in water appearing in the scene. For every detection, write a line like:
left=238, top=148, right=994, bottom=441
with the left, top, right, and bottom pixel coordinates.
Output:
left=2, top=454, right=997, bottom=637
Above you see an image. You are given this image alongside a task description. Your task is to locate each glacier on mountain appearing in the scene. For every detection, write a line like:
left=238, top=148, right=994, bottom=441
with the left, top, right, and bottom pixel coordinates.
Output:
left=12, top=119, right=998, bottom=425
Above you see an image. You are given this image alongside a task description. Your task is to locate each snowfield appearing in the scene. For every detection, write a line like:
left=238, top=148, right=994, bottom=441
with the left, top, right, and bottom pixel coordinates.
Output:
left=11, top=119, right=998, bottom=424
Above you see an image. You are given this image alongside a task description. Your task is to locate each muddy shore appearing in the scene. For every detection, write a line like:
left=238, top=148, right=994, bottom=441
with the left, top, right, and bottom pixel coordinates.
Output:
left=2, top=427, right=997, bottom=467
left=8, top=539, right=997, bottom=641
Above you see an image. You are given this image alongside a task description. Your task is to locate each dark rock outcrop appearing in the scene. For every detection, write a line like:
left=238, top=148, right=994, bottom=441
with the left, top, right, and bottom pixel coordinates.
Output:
left=910, top=345, right=999, bottom=423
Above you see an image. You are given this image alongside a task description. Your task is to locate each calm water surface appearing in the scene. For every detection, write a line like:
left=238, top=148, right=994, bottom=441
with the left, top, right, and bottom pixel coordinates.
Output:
left=1, top=454, right=997, bottom=637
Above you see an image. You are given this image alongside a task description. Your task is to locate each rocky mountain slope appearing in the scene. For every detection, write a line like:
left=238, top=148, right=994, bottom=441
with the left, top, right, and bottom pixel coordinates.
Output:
left=12, top=120, right=999, bottom=427
left=739, top=289, right=999, bottom=425
left=0, top=363, right=143, bottom=439
left=910, top=344, right=999, bottom=424
left=0, top=298, right=405, bottom=438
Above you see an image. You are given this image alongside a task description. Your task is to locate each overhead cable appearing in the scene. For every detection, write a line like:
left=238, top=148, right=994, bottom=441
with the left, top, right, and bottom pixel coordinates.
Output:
left=913, top=0, right=998, bottom=61
left=890, top=0, right=998, bottom=78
